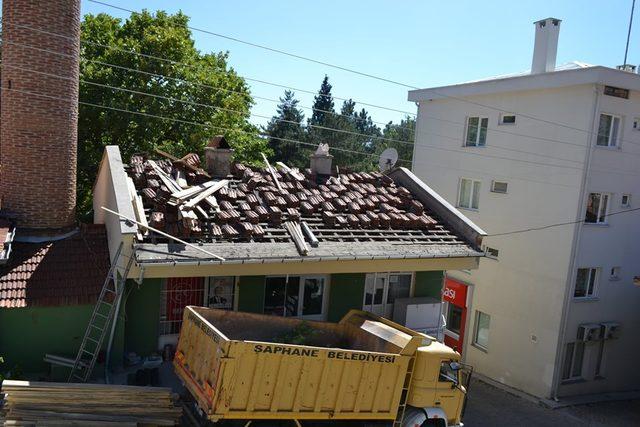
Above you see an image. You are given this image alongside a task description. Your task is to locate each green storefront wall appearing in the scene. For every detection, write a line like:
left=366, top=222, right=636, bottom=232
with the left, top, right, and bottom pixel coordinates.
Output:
left=0, top=304, right=94, bottom=376
left=327, top=273, right=366, bottom=322
left=414, top=271, right=445, bottom=299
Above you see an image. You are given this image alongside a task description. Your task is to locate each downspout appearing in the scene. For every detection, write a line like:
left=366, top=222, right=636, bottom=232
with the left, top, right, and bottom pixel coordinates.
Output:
left=550, top=84, right=600, bottom=400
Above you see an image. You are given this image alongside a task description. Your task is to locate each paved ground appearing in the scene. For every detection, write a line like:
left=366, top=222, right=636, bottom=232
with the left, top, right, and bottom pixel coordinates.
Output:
left=464, top=379, right=640, bottom=426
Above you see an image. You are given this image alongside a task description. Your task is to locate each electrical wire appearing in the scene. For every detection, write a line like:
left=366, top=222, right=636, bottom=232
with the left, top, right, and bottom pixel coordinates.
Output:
left=87, top=0, right=421, bottom=90
left=2, top=60, right=588, bottom=172
left=488, top=206, right=640, bottom=237
left=1, top=20, right=417, bottom=116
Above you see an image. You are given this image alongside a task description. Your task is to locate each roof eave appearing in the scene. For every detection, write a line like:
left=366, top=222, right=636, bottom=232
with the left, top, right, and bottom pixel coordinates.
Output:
left=408, top=65, right=640, bottom=102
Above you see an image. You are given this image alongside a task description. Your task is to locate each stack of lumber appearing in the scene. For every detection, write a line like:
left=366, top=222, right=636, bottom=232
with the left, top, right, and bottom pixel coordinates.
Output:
left=0, top=380, right=182, bottom=426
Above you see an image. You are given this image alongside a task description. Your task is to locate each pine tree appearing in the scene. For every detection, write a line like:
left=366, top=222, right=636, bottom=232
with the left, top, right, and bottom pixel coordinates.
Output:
left=308, top=75, right=335, bottom=126
left=264, top=90, right=308, bottom=168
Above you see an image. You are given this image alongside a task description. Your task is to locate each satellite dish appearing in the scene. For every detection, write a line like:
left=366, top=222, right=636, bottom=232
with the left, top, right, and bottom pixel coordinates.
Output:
left=378, top=148, right=398, bottom=172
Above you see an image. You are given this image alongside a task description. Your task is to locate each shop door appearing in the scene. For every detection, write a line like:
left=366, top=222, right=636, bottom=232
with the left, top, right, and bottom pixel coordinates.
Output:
left=443, top=278, right=468, bottom=353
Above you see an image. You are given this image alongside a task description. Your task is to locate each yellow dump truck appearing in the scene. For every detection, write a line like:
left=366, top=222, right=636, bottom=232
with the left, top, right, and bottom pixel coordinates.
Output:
left=174, top=307, right=470, bottom=426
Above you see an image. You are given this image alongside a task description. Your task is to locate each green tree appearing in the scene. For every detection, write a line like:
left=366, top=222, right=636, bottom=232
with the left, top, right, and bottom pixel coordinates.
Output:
left=78, top=10, right=267, bottom=219
left=264, top=90, right=308, bottom=168
left=377, top=116, right=416, bottom=168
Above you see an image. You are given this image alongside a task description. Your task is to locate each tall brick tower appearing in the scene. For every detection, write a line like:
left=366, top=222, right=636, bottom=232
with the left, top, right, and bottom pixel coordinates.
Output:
left=0, top=0, right=80, bottom=231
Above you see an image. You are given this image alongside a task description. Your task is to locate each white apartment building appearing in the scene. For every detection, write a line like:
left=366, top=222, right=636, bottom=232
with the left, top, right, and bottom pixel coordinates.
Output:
left=408, top=18, right=640, bottom=399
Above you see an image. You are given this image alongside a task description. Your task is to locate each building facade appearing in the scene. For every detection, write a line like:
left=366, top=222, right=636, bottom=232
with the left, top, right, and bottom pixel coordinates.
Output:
left=408, top=18, right=640, bottom=399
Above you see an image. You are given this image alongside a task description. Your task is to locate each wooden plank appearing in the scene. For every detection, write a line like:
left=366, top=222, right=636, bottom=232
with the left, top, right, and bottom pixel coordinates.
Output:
left=182, top=180, right=229, bottom=210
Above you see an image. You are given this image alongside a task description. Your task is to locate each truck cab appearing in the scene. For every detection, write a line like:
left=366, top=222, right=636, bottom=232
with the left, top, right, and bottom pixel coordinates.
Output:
left=406, top=341, right=468, bottom=427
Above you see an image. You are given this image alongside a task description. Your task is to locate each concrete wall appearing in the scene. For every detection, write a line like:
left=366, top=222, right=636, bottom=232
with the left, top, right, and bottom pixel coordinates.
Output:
left=412, top=84, right=594, bottom=398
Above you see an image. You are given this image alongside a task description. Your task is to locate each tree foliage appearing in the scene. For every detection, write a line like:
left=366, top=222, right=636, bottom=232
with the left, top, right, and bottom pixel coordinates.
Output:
left=78, top=10, right=266, bottom=219
left=267, top=75, right=415, bottom=173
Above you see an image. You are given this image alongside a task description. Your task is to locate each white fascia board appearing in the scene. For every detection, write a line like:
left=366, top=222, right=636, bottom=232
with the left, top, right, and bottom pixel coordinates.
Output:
left=408, top=66, right=640, bottom=102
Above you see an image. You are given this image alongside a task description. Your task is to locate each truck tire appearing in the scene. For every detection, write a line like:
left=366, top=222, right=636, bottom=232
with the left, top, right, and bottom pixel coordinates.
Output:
left=402, top=407, right=447, bottom=427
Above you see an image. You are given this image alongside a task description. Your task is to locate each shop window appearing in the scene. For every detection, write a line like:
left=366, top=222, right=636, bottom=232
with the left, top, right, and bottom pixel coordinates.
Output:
left=159, top=277, right=205, bottom=335
left=264, top=276, right=326, bottom=317
left=207, top=276, right=235, bottom=310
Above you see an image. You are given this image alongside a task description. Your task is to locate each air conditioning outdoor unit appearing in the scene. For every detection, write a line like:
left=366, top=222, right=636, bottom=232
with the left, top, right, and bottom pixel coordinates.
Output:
left=601, top=322, right=620, bottom=340
left=577, top=323, right=603, bottom=342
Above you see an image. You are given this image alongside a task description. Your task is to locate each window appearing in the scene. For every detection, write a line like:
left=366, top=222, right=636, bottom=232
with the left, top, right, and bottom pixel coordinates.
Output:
left=264, top=276, right=326, bottom=317
left=633, top=118, right=640, bottom=130
left=207, top=276, right=235, bottom=310
left=446, top=303, right=463, bottom=336
left=499, top=114, right=516, bottom=125
left=473, top=311, right=490, bottom=350
left=439, top=361, right=459, bottom=383
left=621, top=194, right=631, bottom=208
left=465, top=117, right=488, bottom=146
left=458, top=178, right=481, bottom=210
left=609, top=266, right=621, bottom=281
left=561, top=342, right=585, bottom=381
left=603, top=85, right=629, bottom=99
left=574, top=268, right=598, bottom=298
left=485, top=247, right=499, bottom=259
left=159, top=277, right=205, bottom=335
left=597, top=114, right=621, bottom=147
left=490, top=181, right=508, bottom=194
left=585, top=192, right=609, bottom=223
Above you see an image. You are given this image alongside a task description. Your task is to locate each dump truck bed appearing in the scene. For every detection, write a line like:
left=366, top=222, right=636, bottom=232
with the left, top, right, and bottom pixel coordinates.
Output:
left=174, top=307, right=424, bottom=422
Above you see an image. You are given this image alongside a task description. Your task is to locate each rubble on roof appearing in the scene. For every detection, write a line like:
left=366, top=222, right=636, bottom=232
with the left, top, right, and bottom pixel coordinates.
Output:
left=125, top=150, right=465, bottom=257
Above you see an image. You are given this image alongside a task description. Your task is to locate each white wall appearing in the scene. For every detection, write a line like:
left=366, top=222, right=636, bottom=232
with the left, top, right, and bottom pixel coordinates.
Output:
left=559, top=86, right=640, bottom=396
left=412, top=84, right=595, bottom=397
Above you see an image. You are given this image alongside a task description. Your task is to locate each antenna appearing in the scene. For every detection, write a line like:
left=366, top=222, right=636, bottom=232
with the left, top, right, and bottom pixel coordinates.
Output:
left=624, top=0, right=636, bottom=66
left=378, top=148, right=399, bottom=172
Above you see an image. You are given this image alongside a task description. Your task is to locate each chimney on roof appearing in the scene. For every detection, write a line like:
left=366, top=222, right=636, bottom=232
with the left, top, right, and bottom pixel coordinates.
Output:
left=0, top=0, right=80, bottom=231
left=531, top=18, right=561, bottom=74
left=310, top=144, right=333, bottom=176
left=205, top=136, right=234, bottom=177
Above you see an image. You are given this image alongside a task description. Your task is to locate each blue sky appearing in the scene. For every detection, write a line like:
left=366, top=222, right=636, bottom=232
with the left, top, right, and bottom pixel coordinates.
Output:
left=81, top=0, right=639, bottom=127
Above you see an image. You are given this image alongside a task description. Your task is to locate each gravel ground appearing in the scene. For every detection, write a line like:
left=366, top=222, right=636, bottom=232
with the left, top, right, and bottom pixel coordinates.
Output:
left=463, top=379, right=640, bottom=426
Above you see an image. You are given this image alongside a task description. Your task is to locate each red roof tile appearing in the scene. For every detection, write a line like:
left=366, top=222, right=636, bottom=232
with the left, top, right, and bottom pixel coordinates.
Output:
left=0, top=224, right=110, bottom=308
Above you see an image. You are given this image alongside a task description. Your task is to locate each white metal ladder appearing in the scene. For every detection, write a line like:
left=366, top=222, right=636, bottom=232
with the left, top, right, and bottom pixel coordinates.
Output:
left=67, top=242, right=134, bottom=382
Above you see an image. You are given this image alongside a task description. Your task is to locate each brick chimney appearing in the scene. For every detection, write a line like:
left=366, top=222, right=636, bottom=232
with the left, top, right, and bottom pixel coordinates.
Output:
left=0, top=0, right=80, bottom=231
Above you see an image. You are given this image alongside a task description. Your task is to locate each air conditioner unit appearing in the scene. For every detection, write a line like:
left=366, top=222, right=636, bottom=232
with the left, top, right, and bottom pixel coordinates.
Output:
left=601, top=322, right=620, bottom=340
left=577, top=323, right=603, bottom=342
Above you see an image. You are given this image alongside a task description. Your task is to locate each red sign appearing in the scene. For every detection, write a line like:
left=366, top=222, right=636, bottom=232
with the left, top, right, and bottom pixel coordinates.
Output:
left=443, top=278, right=468, bottom=307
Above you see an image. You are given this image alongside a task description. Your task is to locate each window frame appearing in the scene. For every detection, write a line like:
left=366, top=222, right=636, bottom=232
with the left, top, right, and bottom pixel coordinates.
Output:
left=621, top=194, right=631, bottom=208
left=263, top=275, right=328, bottom=319
left=609, top=266, right=621, bottom=281
left=457, top=178, right=481, bottom=210
left=464, top=116, right=489, bottom=147
left=561, top=341, right=586, bottom=382
left=573, top=267, right=599, bottom=299
left=585, top=192, right=610, bottom=224
left=499, top=113, right=516, bottom=125
left=472, top=310, right=490, bottom=351
left=490, top=180, right=508, bottom=194
left=596, top=113, right=622, bottom=148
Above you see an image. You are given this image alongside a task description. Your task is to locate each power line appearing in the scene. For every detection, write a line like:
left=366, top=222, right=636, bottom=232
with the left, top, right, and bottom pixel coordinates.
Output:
left=3, top=60, right=592, bottom=172
left=0, top=85, right=407, bottom=165
left=1, top=20, right=417, bottom=117
left=3, top=84, right=585, bottom=188
left=488, top=206, right=640, bottom=237
left=87, top=0, right=421, bottom=90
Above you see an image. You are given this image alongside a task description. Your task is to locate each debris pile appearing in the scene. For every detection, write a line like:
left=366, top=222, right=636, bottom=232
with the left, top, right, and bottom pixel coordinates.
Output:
left=0, top=380, right=182, bottom=426
left=126, top=151, right=442, bottom=254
